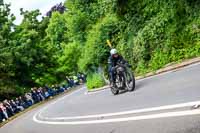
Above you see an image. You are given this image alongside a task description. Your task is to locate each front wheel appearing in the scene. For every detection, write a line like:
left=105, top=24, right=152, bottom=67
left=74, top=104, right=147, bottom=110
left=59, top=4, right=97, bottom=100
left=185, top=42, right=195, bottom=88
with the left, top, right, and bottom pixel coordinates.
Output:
left=125, top=68, right=135, bottom=91
left=110, top=86, right=119, bottom=95
left=110, top=74, right=122, bottom=95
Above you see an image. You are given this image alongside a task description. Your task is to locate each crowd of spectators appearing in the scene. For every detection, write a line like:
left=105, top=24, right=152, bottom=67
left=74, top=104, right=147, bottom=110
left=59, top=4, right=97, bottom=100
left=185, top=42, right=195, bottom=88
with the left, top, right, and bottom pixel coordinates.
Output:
left=0, top=74, right=86, bottom=123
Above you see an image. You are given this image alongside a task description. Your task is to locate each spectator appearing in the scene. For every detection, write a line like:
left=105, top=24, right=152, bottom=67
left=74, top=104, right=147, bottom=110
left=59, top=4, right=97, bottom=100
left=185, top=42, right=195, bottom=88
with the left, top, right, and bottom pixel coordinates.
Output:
left=77, top=73, right=82, bottom=84
left=66, top=76, right=75, bottom=88
left=37, top=88, right=45, bottom=101
left=62, top=84, right=68, bottom=90
left=3, top=100, right=14, bottom=117
left=59, top=86, right=65, bottom=93
left=24, top=93, right=34, bottom=106
left=10, top=100, right=20, bottom=113
left=0, top=102, right=8, bottom=121
left=51, top=85, right=59, bottom=95
left=45, top=85, right=56, bottom=97
left=81, top=73, right=87, bottom=83
left=43, top=87, right=50, bottom=99
left=73, top=75, right=79, bottom=85
left=0, top=106, right=5, bottom=122
left=31, top=88, right=40, bottom=103
left=15, top=98, right=24, bottom=111
left=18, top=96, right=29, bottom=109
left=69, top=77, right=75, bottom=87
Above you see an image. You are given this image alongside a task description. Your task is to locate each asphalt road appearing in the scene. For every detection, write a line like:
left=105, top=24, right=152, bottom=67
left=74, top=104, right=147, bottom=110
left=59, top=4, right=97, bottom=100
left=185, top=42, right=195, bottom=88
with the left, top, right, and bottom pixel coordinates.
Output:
left=1, top=63, right=200, bottom=133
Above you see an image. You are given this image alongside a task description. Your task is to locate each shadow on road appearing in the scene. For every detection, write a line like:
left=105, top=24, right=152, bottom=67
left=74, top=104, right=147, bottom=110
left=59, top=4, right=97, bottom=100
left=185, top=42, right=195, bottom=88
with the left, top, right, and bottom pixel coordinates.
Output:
left=118, top=89, right=128, bottom=95
left=111, top=80, right=149, bottom=95
left=135, top=80, right=148, bottom=91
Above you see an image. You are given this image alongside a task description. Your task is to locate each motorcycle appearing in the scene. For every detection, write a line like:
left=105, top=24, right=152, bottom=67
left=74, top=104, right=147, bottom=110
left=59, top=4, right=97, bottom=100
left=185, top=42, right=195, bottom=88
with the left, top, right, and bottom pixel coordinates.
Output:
left=110, top=62, right=135, bottom=95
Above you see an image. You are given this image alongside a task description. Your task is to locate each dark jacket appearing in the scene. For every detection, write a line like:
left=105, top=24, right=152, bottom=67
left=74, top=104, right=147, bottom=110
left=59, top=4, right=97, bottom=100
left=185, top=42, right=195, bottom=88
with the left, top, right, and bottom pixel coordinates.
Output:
left=108, top=54, right=127, bottom=69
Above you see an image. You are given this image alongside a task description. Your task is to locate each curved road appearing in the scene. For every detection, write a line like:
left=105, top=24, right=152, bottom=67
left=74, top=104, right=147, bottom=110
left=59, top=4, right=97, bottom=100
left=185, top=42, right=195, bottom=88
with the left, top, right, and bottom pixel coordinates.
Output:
left=1, top=63, right=200, bottom=133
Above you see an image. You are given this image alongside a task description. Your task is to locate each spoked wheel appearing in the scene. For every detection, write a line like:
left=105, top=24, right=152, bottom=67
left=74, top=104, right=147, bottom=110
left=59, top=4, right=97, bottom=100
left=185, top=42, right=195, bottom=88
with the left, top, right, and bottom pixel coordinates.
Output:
left=125, top=68, right=135, bottom=91
left=116, top=74, right=126, bottom=89
left=110, top=86, right=119, bottom=95
left=110, top=74, right=123, bottom=95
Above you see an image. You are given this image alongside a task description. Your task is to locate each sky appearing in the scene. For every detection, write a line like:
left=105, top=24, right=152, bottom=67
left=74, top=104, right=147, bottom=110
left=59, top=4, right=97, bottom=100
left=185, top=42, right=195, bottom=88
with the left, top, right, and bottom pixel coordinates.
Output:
left=4, top=0, right=65, bottom=25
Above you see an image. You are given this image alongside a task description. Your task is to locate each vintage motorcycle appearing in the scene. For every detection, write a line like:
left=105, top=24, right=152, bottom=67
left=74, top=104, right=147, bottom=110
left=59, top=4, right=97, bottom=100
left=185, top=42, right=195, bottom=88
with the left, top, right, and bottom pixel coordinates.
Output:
left=110, top=62, right=135, bottom=95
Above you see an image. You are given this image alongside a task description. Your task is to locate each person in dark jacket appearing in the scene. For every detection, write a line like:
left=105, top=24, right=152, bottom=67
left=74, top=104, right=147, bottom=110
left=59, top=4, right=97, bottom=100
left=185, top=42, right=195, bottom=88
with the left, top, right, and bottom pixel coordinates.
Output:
left=31, top=88, right=40, bottom=103
left=0, top=102, right=8, bottom=121
left=3, top=100, right=14, bottom=117
left=108, top=49, right=128, bottom=87
left=10, top=100, right=20, bottom=113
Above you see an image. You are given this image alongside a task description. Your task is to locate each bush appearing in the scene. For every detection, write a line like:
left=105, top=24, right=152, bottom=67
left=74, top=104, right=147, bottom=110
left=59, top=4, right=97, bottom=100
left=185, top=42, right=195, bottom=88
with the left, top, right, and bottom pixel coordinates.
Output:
left=86, top=73, right=106, bottom=90
left=149, top=50, right=170, bottom=71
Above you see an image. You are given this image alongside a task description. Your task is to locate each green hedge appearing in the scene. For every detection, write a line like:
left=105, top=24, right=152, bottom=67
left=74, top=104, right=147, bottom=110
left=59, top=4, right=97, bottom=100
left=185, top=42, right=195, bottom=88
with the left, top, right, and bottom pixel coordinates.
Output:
left=86, top=73, right=106, bottom=90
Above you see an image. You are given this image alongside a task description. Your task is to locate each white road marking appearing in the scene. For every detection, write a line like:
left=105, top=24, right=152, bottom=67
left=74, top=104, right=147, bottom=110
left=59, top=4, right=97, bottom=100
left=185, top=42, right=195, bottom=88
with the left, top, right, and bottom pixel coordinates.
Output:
left=36, top=87, right=86, bottom=119
left=33, top=109, right=200, bottom=125
left=33, top=100, right=200, bottom=125
left=38, top=100, right=200, bottom=120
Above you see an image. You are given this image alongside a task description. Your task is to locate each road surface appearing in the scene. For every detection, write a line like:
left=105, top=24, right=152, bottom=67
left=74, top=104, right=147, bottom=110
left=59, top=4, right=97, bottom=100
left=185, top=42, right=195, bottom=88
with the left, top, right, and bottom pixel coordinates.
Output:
left=1, top=62, right=200, bottom=133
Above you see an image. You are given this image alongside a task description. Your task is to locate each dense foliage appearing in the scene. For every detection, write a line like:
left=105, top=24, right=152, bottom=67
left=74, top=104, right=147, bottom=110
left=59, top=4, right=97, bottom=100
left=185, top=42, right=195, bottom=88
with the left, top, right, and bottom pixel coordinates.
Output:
left=1, top=0, right=200, bottom=97
left=86, top=73, right=106, bottom=90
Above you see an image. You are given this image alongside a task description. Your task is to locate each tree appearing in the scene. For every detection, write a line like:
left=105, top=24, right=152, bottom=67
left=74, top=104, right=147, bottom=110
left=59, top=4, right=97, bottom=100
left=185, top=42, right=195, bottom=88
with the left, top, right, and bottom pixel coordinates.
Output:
left=46, top=12, right=68, bottom=49
left=0, top=1, right=17, bottom=100
left=12, top=9, right=59, bottom=87
left=57, top=42, right=81, bottom=75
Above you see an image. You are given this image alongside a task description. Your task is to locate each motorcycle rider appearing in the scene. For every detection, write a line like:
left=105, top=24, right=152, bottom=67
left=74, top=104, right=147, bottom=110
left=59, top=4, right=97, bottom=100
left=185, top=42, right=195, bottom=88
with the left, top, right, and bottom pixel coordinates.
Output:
left=108, top=48, right=129, bottom=87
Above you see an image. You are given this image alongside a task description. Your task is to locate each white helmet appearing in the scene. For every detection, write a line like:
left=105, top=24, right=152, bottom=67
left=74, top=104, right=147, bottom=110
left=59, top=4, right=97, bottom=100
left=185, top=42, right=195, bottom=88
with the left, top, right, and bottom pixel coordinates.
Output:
left=110, top=49, right=117, bottom=55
